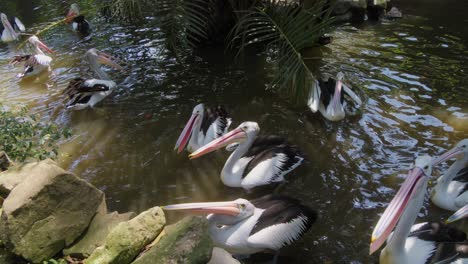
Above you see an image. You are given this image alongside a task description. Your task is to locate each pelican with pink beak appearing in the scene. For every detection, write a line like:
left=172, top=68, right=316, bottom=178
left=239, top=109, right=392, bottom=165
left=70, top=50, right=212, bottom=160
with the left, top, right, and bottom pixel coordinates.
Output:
left=10, top=35, right=54, bottom=78
left=163, top=195, right=317, bottom=263
left=188, top=121, right=304, bottom=190
left=370, top=156, right=468, bottom=263
left=64, top=48, right=123, bottom=110
left=0, top=13, right=25, bottom=42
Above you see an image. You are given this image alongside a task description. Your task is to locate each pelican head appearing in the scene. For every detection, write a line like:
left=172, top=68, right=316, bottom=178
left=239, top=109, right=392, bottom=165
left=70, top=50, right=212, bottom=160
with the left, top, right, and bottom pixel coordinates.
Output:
left=432, top=139, right=468, bottom=166
left=174, top=103, right=205, bottom=153
left=66, top=3, right=80, bottom=23
left=188, top=121, right=259, bottom=159
left=28, top=35, right=54, bottom=54
left=85, top=48, right=123, bottom=71
left=370, top=156, right=433, bottom=255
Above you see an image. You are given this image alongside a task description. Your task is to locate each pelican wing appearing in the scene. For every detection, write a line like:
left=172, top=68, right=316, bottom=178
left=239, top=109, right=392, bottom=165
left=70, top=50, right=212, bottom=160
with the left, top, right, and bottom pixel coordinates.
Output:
left=307, top=80, right=320, bottom=113
left=200, top=106, right=231, bottom=138
left=14, top=17, right=25, bottom=32
left=34, top=54, right=52, bottom=66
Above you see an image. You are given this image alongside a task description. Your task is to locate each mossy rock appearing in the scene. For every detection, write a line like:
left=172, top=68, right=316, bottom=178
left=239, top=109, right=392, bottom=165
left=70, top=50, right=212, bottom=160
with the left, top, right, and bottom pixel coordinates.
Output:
left=132, top=216, right=213, bottom=264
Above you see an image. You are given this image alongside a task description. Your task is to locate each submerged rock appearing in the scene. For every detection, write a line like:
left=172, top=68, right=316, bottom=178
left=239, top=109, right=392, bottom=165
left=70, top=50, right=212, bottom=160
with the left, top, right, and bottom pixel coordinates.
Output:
left=63, top=200, right=136, bottom=258
left=132, top=216, right=212, bottom=264
left=0, top=159, right=103, bottom=263
left=207, top=247, right=240, bottom=264
left=85, top=206, right=165, bottom=264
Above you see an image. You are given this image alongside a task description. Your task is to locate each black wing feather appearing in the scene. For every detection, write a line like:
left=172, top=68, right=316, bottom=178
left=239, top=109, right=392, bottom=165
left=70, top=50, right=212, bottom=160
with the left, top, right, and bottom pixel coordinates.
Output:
left=200, top=106, right=230, bottom=137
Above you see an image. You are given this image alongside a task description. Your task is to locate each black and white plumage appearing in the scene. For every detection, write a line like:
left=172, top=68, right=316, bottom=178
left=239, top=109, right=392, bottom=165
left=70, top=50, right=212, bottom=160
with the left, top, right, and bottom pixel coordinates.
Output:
left=370, top=156, right=468, bottom=264
left=431, top=139, right=468, bottom=212
left=66, top=4, right=91, bottom=36
left=64, top=48, right=122, bottom=110
left=163, top=195, right=317, bottom=258
left=9, top=35, right=54, bottom=78
left=0, top=13, right=25, bottom=42
left=174, top=103, right=232, bottom=153
left=189, top=122, right=304, bottom=190
left=307, top=72, right=362, bottom=121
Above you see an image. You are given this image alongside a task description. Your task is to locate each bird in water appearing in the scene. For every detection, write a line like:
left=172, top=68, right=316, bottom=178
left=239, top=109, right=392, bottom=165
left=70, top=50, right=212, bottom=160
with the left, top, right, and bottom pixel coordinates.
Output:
left=65, top=3, right=91, bottom=36
left=189, top=121, right=304, bottom=190
left=370, top=155, right=468, bottom=264
left=307, top=72, right=362, bottom=121
left=174, top=104, right=232, bottom=153
left=9, top=35, right=54, bottom=78
left=163, top=194, right=317, bottom=263
left=431, top=139, right=468, bottom=212
left=64, top=48, right=123, bottom=110
left=0, top=13, right=25, bottom=42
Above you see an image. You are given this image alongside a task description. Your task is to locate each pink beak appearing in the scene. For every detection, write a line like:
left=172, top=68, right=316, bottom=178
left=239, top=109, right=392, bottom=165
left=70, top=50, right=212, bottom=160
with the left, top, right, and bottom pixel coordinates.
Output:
left=37, top=39, right=55, bottom=54
left=65, top=10, right=77, bottom=24
left=369, top=167, right=426, bottom=255
left=188, top=127, right=247, bottom=159
left=97, top=51, right=124, bottom=71
left=163, top=201, right=240, bottom=216
left=174, top=114, right=199, bottom=153
left=432, top=146, right=464, bottom=166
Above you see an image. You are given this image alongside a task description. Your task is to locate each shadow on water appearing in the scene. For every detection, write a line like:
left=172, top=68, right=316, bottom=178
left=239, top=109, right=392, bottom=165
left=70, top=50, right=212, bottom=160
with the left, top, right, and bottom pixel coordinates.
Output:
left=0, top=0, right=467, bottom=263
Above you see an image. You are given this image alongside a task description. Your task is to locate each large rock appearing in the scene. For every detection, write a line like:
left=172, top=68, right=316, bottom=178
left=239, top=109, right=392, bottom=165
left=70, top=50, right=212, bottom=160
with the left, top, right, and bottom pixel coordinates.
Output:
left=0, top=159, right=52, bottom=197
left=63, top=200, right=136, bottom=257
left=132, top=216, right=212, bottom=264
left=0, top=159, right=104, bottom=263
left=85, top=206, right=165, bottom=264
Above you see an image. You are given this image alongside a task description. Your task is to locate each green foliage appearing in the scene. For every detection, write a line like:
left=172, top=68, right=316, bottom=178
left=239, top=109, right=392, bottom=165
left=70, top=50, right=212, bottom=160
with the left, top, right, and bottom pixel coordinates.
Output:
left=229, top=0, right=334, bottom=102
left=0, top=105, right=71, bottom=162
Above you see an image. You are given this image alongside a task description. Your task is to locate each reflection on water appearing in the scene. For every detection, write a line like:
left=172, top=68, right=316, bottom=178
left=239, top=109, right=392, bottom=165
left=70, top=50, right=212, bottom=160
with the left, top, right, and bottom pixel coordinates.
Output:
left=0, top=1, right=467, bottom=263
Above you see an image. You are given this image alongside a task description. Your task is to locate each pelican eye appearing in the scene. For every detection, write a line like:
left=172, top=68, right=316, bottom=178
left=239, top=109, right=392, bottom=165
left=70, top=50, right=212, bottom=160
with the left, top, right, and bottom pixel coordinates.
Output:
left=239, top=204, right=246, bottom=209
left=424, top=165, right=429, bottom=170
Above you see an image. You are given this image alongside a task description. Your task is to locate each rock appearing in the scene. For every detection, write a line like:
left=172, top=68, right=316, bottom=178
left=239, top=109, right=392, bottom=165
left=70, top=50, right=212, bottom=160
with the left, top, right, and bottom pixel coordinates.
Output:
left=85, top=206, right=165, bottom=264
left=63, top=199, right=136, bottom=258
left=0, top=151, right=13, bottom=171
left=386, top=7, right=402, bottom=19
left=0, top=159, right=104, bottom=263
left=132, top=216, right=212, bottom=264
left=207, top=247, right=240, bottom=264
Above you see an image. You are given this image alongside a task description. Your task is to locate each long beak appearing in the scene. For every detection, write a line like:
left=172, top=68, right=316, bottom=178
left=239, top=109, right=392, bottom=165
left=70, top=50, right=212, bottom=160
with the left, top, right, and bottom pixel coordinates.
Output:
left=369, top=167, right=426, bottom=255
left=163, top=201, right=240, bottom=216
left=66, top=10, right=77, bottom=24
left=36, top=39, right=55, bottom=54
left=343, top=84, right=362, bottom=107
left=174, top=114, right=199, bottom=153
left=432, top=146, right=464, bottom=166
left=446, top=204, right=468, bottom=224
left=188, top=127, right=247, bottom=159
left=2, top=16, right=16, bottom=36
left=331, top=78, right=343, bottom=109
left=97, top=52, right=124, bottom=71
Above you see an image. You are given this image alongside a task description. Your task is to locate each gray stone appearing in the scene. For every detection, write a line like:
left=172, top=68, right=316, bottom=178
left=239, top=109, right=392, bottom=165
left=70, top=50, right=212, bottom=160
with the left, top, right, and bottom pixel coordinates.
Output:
left=207, top=247, right=240, bottom=264
left=63, top=199, right=136, bottom=257
left=85, top=206, right=165, bottom=264
left=132, top=216, right=212, bottom=264
left=386, top=7, right=402, bottom=18
left=0, top=159, right=104, bottom=263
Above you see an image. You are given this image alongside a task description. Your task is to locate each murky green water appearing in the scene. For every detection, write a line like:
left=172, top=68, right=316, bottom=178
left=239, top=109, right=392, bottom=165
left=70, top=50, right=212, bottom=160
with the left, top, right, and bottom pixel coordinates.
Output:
left=0, top=0, right=467, bottom=263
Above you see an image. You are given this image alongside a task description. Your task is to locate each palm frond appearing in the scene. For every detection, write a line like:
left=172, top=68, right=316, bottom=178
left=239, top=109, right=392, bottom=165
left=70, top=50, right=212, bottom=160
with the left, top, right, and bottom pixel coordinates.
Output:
left=229, top=0, right=334, bottom=103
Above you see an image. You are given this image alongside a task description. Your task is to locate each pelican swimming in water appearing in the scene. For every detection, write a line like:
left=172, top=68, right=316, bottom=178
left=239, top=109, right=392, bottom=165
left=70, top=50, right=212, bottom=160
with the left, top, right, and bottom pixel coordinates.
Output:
left=9, top=35, right=54, bottom=78
left=307, top=72, right=362, bottom=121
left=370, top=156, right=468, bottom=263
left=189, top=121, right=304, bottom=190
left=431, top=139, right=468, bottom=212
left=64, top=48, right=123, bottom=110
left=0, top=13, right=25, bottom=42
left=174, top=104, right=232, bottom=153
left=163, top=194, right=317, bottom=263
left=65, top=3, right=91, bottom=35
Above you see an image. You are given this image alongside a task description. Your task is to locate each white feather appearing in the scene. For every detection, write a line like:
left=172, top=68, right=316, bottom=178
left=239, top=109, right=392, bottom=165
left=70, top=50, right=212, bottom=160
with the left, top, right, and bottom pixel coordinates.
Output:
left=34, top=54, right=52, bottom=66
left=14, top=17, right=25, bottom=32
left=307, top=80, right=320, bottom=113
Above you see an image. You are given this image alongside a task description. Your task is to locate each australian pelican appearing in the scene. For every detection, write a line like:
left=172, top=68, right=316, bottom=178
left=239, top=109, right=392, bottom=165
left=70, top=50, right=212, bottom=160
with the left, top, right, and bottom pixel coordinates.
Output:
left=64, top=48, right=123, bottom=110
left=163, top=194, right=317, bottom=262
left=189, top=121, right=304, bottom=190
left=0, top=13, right=25, bottom=42
left=9, top=35, right=54, bottom=78
left=307, top=72, right=362, bottom=121
left=370, top=156, right=468, bottom=263
left=174, top=104, right=232, bottom=153
left=66, top=3, right=91, bottom=35
left=431, top=139, right=468, bottom=212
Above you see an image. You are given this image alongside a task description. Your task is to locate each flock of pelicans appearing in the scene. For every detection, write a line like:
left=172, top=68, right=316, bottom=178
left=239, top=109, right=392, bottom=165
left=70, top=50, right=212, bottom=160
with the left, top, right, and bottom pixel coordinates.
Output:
left=1, top=4, right=467, bottom=264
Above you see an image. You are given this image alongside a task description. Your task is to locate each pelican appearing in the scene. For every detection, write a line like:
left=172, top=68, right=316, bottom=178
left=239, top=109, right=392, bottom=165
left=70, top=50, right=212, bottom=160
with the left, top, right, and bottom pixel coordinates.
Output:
left=174, top=104, right=232, bottom=153
left=9, top=35, right=54, bottom=78
left=65, top=3, right=91, bottom=35
left=163, top=194, right=317, bottom=263
left=189, top=121, right=304, bottom=190
left=0, top=13, right=25, bottom=42
left=64, top=48, right=123, bottom=110
left=370, top=156, right=468, bottom=263
left=307, top=72, right=362, bottom=121
left=430, top=139, right=468, bottom=212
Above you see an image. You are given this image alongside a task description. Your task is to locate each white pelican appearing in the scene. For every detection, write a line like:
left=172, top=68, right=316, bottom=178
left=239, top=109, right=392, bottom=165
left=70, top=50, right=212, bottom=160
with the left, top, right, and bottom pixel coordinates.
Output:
left=174, top=104, right=232, bottom=153
left=65, top=3, right=91, bottom=35
left=163, top=194, right=317, bottom=263
left=189, top=121, right=304, bottom=190
left=307, top=72, right=362, bottom=121
left=0, top=13, right=25, bottom=42
left=9, top=35, right=54, bottom=78
left=431, top=139, right=468, bottom=212
left=370, top=156, right=468, bottom=263
left=64, top=48, right=123, bottom=110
